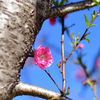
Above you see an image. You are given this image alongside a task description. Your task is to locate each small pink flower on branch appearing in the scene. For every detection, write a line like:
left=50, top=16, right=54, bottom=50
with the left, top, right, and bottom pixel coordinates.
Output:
left=49, top=18, right=56, bottom=25
left=78, top=44, right=84, bottom=49
left=34, top=45, right=53, bottom=70
left=75, top=68, right=85, bottom=80
left=64, top=14, right=68, bottom=18
left=82, top=80, right=87, bottom=85
left=95, top=57, right=100, bottom=69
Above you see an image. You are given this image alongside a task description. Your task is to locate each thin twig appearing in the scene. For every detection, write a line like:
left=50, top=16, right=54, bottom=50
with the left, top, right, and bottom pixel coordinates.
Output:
left=64, top=24, right=75, bottom=31
left=75, top=11, right=100, bottom=100
left=59, top=68, right=62, bottom=73
left=28, top=55, right=34, bottom=58
left=44, top=70, right=63, bottom=94
left=76, top=51, right=98, bottom=100
left=61, top=16, right=66, bottom=93
left=65, top=10, right=100, bottom=62
left=90, top=85, right=98, bottom=100
left=64, top=10, right=100, bottom=99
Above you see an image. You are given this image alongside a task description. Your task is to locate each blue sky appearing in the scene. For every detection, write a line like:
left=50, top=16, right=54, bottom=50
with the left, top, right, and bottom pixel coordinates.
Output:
left=13, top=0, right=100, bottom=100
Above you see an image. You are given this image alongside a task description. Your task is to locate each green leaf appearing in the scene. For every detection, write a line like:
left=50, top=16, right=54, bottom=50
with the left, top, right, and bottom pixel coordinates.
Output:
left=84, top=38, right=90, bottom=43
left=87, top=79, right=93, bottom=87
left=57, top=64, right=60, bottom=68
left=83, top=65, right=87, bottom=70
left=77, top=33, right=80, bottom=40
left=84, top=14, right=89, bottom=28
left=65, top=0, right=68, bottom=2
left=94, top=83, right=97, bottom=92
left=53, top=0, right=59, bottom=6
left=97, top=3, right=100, bottom=7
left=77, top=57, right=82, bottom=65
left=75, top=37, right=77, bottom=43
left=93, top=9, right=95, bottom=15
left=93, top=98, right=96, bottom=100
left=30, top=50, right=34, bottom=56
left=60, top=0, right=65, bottom=5
left=93, top=0, right=100, bottom=7
left=91, top=9, right=95, bottom=22
left=70, top=32, right=74, bottom=40
left=75, top=33, right=80, bottom=42
left=70, top=42, right=74, bottom=47
left=91, top=14, right=95, bottom=22
left=64, top=87, right=70, bottom=96
left=84, top=32, right=90, bottom=38
left=60, top=0, right=68, bottom=5
left=89, top=24, right=97, bottom=27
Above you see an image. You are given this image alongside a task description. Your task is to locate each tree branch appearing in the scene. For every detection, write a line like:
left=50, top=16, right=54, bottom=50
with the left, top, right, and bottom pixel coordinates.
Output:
left=48, top=0, right=95, bottom=18
left=0, top=0, right=54, bottom=99
left=61, top=16, right=66, bottom=93
left=13, top=82, right=72, bottom=100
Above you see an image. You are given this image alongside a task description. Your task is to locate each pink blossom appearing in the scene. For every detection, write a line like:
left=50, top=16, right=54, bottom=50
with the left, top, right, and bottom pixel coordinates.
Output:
left=64, top=14, right=68, bottom=18
left=34, top=45, right=53, bottom=70
left=95, top=57, right=100, bottom=69
left=75, top=68, right=85, bottom=80
left=78, top=44, right=84, bottom=49
left=49, top=18, right=56, bottom=25
left=82, top=80, right=87, bottom=85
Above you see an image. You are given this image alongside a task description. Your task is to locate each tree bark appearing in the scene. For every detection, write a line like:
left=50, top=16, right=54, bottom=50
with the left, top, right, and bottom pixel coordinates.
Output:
left=48, top=0, right=94, bottom=18
left=0, top=0, right=53, bottom=99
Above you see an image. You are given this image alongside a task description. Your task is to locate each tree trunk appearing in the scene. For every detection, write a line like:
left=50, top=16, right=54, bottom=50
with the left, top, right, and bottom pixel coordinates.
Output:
left=0, top=0, right=53, bottom=99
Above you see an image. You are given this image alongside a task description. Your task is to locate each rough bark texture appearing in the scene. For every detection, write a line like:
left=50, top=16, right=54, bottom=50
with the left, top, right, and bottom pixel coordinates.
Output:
left=48, top=0, right=93, bottom=18
left=0, top=0, right=53, bottom=99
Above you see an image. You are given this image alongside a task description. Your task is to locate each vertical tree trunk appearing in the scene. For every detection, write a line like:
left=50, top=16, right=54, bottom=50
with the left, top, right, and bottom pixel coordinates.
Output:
left=0, top=0, right=53, bottom=99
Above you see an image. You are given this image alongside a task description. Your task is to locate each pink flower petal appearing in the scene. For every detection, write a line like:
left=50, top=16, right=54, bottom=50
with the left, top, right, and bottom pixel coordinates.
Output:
left=78, top=44, right=84, bottom=49
left=34, top=45, right=53, bottom=70
left=49, top=18, right=56, bottom=25
left=95, top=57, right=100, bottom=69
